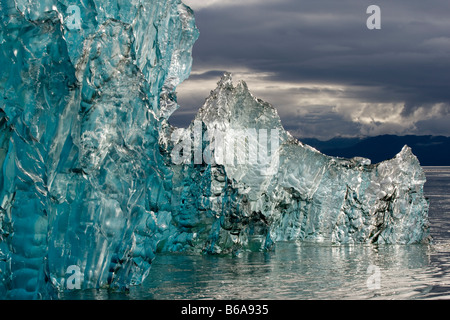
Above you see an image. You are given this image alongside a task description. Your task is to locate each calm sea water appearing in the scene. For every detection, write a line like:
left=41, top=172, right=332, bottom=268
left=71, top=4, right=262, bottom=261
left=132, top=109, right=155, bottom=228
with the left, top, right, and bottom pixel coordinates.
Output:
left=62, top=166, right=450, bottom=300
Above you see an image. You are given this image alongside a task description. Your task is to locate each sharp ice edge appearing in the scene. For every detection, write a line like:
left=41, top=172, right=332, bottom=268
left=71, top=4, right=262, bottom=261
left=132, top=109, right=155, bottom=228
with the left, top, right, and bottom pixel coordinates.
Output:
left=0, top=1, right=429, bottom=299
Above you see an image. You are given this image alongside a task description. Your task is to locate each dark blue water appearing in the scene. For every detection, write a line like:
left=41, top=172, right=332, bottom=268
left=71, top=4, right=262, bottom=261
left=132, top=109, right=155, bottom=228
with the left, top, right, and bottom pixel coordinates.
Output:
left=62, top=167, right=450, bottom=300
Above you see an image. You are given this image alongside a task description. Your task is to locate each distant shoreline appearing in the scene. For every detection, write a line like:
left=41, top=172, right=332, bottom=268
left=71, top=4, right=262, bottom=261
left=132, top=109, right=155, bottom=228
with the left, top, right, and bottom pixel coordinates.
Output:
left=301, top=135, right=450, bottom=166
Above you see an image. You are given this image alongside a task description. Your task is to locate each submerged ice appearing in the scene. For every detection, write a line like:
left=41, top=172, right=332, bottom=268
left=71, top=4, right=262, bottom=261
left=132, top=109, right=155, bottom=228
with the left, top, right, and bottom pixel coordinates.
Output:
left=0, top=0, right=429, bottom=299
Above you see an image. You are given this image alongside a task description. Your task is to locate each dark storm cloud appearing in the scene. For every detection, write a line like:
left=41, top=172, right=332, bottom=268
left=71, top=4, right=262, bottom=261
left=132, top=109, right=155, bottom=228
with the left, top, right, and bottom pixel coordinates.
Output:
left=188, top=70, right=228, bottom=81
left=281, top=108, right=363, bottom=139
left=179, top=0, right=450, bottom=137
left=415, top=110, right=450, bottom=136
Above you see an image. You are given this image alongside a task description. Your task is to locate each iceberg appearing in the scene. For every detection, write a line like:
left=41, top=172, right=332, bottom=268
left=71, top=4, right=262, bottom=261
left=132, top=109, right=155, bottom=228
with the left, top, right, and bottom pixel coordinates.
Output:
left=0, top=0, right=429, bottom=299
left=160, top=73, right=430, bottom=255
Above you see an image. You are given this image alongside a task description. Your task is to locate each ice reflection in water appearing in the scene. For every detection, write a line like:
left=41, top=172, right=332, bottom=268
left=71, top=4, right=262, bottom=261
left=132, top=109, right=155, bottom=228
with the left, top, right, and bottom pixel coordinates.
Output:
left=129, top=243, right=449, bottom=300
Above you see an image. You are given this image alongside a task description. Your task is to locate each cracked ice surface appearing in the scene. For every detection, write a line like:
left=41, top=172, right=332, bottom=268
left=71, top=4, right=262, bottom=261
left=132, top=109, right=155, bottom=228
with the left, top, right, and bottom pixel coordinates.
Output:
left=0, top=0, right=198, bottom=298
left=0, top=0, right=429, bottom=299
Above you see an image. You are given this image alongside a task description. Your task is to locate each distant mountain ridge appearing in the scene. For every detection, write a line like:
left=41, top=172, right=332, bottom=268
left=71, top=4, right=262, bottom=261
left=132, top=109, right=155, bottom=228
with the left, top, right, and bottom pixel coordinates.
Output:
left=300, top=135, right=450, bottom=166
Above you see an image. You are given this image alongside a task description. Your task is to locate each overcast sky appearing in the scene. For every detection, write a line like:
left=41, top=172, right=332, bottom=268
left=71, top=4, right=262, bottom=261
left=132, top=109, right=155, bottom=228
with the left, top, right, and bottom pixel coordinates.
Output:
left=173, top=0, right=450, bottom=140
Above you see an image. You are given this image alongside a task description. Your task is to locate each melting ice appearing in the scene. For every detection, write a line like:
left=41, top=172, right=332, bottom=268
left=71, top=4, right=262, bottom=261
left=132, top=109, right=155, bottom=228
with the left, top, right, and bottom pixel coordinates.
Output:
left=0, top=0, right=429, bottom=299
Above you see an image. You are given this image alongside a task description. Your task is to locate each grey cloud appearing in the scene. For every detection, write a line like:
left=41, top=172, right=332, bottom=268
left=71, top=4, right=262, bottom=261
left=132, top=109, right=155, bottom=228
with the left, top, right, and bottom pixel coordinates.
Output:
left=415, top=112, right=450, bottom=136
left=281, top=110, right=362, bottom=140
left=178, top=0, right=450, bottom=137
left=194, top=1, right=449, bottom=89
left=188, top=70, right=228, bottom=80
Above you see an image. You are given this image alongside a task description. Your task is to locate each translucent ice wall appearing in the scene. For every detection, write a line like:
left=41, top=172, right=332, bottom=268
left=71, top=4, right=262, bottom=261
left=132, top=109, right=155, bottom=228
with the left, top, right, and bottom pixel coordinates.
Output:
left=0, top=0, right=430, bottom=299
left=0, top=0, right=198, bottom=298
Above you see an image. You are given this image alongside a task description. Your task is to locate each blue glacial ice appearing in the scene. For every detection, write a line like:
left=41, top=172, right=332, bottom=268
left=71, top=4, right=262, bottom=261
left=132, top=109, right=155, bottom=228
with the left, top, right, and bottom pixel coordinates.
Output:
left=0, top=0, right=429, bottom=299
